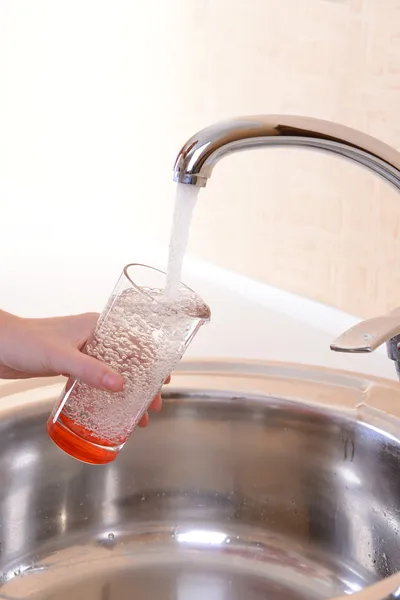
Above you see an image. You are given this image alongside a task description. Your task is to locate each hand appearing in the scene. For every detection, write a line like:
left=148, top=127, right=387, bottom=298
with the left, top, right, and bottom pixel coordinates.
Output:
left=0, top=310, right=168, bottom=427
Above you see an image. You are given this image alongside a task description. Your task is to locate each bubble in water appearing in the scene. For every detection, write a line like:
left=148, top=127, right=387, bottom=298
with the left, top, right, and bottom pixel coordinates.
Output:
left=61, top=285, right=210, bottom=447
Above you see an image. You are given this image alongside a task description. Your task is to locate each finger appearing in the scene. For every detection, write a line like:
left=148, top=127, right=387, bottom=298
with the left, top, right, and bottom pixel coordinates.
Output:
left=164, top=375, right=171, bottom=384
left=70, top=312, right=101, bottom=345
left=149, top=392, right=162, bottom=412
left=138, top=412, right=149, bottom=427
left=52, top=348, right=124, bottom=392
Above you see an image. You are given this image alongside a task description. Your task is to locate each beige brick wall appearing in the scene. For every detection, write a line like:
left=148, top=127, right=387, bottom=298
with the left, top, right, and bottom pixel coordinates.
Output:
left=180, top=0, right=400, bottom=319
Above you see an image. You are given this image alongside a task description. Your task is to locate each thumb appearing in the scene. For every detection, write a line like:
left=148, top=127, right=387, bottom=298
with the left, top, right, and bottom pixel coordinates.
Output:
left=54, top=349, right=124, bottom=391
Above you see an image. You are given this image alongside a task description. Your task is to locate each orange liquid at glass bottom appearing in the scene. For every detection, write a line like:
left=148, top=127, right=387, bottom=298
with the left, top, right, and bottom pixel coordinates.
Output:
left=46, top=413, right=127, bottom=465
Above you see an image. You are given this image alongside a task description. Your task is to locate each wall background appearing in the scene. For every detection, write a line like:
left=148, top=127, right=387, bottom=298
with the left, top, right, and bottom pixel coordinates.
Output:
left=0, top=0, right=400, bottom=321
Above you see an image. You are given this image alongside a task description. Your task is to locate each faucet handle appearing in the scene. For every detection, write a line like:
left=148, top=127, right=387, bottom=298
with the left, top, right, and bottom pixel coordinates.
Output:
left=330, top=308, right=400, bottom=353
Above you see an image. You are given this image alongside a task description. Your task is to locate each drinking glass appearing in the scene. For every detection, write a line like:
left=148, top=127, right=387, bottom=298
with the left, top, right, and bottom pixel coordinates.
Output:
left=47, top=263, right=210, bottom=464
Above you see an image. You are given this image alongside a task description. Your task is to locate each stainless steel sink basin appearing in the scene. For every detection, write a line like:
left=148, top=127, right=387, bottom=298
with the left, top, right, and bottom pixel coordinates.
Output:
left=1, top=359, right=400, bottom=600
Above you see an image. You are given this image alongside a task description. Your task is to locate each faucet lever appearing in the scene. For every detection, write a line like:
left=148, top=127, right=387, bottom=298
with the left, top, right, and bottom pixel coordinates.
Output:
left=331, top=309, right=400, bottom=353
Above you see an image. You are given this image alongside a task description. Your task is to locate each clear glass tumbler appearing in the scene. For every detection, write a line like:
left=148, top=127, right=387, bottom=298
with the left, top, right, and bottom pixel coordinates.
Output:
left=47, top=263, right=211, bottom=465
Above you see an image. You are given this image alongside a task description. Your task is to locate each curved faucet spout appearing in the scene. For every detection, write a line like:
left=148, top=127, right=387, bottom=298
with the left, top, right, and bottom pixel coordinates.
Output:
left=173, top=115, right=400, bottom=190
left=172, top=115, right=400, bottom=379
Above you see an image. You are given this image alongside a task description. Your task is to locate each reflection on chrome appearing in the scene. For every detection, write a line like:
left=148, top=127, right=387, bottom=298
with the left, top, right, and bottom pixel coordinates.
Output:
left=176, top=530, right=228, bottom=546
left=341, top=579, right=363, bottom=594
left=339, top=465, right=361, bottom=487
left=101, top=463, right=119, bottom=526
left=4, top=485, right=33, bottom=558
left=59, top=507, right=68, bottom=534
left=393, top=585, right=400, bottom=597
left=12, top=445, right=39, bottom=471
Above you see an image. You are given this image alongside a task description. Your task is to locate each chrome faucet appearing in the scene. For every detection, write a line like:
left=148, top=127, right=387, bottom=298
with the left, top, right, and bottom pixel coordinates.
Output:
left=173, top=115, right=400, bottom=379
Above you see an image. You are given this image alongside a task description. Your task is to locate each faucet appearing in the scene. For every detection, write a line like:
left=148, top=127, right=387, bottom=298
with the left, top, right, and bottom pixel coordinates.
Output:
left=173, top=115, right=400, bottom=379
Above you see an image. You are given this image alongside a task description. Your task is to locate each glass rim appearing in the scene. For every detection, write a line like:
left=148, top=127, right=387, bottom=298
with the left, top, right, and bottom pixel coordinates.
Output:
left=122, top=263, right=210, bottom=321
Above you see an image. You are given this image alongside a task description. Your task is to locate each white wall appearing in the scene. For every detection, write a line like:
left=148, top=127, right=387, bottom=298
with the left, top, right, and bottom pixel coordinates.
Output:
left=0, top=1, right=399, bottom=381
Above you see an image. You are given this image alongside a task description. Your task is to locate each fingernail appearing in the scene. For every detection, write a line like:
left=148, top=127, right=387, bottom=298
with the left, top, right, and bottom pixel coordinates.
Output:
left=102, top=373, right=123, bottom=390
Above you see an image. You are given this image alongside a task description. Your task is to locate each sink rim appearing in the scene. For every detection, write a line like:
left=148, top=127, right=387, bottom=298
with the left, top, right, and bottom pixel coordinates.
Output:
left=1, top=357, right=399, bottom=425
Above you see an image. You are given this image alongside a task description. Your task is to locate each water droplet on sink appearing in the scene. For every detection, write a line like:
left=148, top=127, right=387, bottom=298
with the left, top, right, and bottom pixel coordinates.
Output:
left=108, top=533, right=115, bottom=540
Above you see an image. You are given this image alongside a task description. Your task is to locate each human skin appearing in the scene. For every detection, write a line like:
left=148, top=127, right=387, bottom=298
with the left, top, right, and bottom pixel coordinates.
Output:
left=0, top=310, right=168, bottom=427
